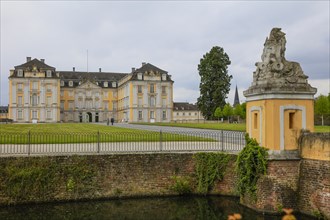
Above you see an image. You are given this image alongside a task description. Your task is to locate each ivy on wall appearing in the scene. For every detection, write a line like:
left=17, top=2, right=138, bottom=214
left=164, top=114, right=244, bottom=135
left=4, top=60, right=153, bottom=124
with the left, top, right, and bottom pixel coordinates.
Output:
left=0, top=156, right=97, bottom=204
left=236, top=134, right=268, bottom=198
left=193, top=152, right=230, bottom=194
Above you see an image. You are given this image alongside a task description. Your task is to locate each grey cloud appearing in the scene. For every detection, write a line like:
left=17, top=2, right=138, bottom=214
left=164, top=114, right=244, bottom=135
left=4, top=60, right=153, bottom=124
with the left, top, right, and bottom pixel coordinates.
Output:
left=1, top=1, right=329, bottom=105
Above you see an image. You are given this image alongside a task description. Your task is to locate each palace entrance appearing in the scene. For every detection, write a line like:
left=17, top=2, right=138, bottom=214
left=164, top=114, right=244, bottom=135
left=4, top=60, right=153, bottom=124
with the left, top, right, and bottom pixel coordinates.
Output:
left=87, top=112, right=92, bottom=122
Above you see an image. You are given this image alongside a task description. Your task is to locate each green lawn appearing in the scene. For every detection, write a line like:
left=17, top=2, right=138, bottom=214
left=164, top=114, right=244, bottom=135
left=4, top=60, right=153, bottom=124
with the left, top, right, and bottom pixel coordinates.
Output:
left=314, top=126, right=330, bottom=133
left=133, top=122, right=329, bottom=133
left=0, top=123, right=211, bottom=144
left=133, top=122, right=246, bottom=131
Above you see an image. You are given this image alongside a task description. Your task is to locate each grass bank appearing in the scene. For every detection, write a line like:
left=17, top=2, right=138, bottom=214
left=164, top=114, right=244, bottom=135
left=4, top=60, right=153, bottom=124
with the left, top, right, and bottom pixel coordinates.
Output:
left=0, top=123, right=212, bottom=144
left=133, top=122, right=246, bottom=131
left=133, top=122, right=329, bottom=133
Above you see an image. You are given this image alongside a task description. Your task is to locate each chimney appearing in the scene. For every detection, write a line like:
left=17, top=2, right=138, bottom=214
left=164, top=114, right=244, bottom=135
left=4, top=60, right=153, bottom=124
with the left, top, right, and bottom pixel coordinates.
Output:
left=40, top=59, right=45, bottom=63
left=142, top=62, right=146, bottom=66
left=73, top=67, right=75, bottom=72
left=26, top=57, right=31, bottom=62
left=132, top=67, right=135, bottom=72
left=99, top=68, right=102, bottom=72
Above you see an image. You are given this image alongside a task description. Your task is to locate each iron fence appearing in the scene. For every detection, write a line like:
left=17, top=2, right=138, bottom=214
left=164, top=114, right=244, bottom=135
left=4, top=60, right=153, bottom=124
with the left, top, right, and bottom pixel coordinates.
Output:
left=0, top=130, right=246, bottom=156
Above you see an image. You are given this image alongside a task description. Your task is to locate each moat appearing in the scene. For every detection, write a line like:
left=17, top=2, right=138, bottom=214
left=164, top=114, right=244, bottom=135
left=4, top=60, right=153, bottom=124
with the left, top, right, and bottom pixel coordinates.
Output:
left=0, top=196, right=315, bottom=220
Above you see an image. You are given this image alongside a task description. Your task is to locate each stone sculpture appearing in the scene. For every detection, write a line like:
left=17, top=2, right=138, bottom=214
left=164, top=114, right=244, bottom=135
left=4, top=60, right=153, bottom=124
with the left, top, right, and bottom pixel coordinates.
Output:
left=245, top=28, right=316, bottom=95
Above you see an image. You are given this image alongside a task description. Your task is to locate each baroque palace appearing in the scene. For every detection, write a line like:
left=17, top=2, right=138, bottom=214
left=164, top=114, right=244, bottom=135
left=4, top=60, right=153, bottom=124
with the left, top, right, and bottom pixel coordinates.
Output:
left=8, top=57, right=174, bottom=123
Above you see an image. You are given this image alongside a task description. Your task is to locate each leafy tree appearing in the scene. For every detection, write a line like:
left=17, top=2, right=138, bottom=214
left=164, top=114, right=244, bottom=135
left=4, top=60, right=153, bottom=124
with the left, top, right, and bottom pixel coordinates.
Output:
left=214, top=107, right=223, bottom=122
left=233, top=104, right=244, bottom=123
left=315, top=94, right=330, bottom=126
left=197, top=46, right=232, bottom=120
left=222, top=103, right=233, bottom=123
left=241, top=102, right=246, bottom=119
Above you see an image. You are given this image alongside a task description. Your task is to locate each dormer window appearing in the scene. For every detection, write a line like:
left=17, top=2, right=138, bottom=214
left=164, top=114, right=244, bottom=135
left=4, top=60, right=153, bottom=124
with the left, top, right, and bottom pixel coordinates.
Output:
left=162, top=74, right=167, bottom=81
left=112, top=82, right=116, bottom=88
left=104, top=82, right=108, bottom=87
left=96, top=82, right=99, bottom=86
left=17, top=69, right=23, bottom=77
left=60, top=81, right=64, bottom=86
left=46, top=70, right=52, bottom=77
left=137, top=73, right=143, bottom=80
left=69, top=81, right=73, bottom=87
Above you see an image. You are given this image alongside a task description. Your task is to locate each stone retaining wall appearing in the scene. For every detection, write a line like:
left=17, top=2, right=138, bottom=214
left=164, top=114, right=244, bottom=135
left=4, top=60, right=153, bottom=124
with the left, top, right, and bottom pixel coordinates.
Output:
left=0, top=153, right=238, bottom=206
left=0, top=150, right=328, bottom=218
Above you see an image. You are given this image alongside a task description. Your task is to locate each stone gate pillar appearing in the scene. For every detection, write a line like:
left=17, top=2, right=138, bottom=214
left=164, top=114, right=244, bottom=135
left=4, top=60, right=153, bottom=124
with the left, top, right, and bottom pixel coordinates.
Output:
left=243, top=28, right=317, bottom=154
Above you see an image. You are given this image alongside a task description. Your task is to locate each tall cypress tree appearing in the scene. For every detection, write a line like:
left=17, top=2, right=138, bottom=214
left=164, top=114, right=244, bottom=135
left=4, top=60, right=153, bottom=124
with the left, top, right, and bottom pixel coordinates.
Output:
left=197, top=46, right=232, bottom=120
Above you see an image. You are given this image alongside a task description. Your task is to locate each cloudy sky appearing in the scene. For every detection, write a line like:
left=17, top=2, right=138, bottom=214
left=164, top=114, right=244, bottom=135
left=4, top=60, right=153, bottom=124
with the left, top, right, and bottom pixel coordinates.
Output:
left=1, top=1, right=329, bottom=106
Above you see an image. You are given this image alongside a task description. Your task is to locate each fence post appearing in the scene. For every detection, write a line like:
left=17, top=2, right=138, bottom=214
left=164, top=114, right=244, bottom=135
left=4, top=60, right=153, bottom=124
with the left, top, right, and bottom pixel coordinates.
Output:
left=221, top=130, right=224, bottom=151
left=159, top=130, right=163, bottom=151
left=97, top=130, right=100, bottom=153
left=28, top=130, right=31, bottom=156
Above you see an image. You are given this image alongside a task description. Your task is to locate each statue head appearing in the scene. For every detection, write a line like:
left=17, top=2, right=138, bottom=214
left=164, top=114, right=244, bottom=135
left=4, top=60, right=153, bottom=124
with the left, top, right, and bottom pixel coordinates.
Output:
left=269, top=27, right=286, bottom=42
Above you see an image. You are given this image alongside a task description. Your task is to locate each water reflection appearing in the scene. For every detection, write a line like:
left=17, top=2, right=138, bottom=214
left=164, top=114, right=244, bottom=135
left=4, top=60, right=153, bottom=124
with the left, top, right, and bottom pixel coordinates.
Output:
left=0, top=196, right=314, bottom=220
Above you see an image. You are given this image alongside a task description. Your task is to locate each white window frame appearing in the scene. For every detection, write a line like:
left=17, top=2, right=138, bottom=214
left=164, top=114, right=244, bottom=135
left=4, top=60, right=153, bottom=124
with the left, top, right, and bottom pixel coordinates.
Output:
left=17, top=69, right=23, bottom=77
left=150, top=96, right=155, bottom=107
left=162, top=74, right=167, bottom=81
left=18, top=96, right=23, bottom=106
left=138, top=97, right=143, bottom=107
left=32, top=81, right=38, bottom=90
left=17, top=83, right=23, bottom=91
left=47, top=96, right=52, bottom=106
left=104, top=82, right=108, bottom=87
left=138, top=111, right=143, bottom=120
left=68, top=101, right=74, bottom=110
left=46, top=70, right=52, bottom=77
left=46, top=110, right=52, bottom=119
left=150, top=84, right=155, bottom=93
left=138, top=85, right=142, bottom=93
left=69, top=81, right=73, bottom=87
left=18, top=110, right=23, bottom=119
left=137, top=73, right=143, bottom=80
left=32, top=110, right=38, bottom=119
left=31, top=94, right=38, bottom=106
left=112, top=82, right=116, bottom=88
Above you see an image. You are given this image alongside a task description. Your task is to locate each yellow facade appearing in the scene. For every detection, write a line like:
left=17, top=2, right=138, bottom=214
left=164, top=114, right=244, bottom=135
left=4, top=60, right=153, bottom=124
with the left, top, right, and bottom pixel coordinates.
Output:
left=9, top=58, right=174, bottom=123
left=246, top=99, right=314, bottom=151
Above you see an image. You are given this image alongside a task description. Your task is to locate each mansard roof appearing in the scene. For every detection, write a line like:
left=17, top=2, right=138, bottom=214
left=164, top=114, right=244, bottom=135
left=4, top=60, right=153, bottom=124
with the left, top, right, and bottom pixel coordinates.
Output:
left=173, top=102, right=199, bottom=111
left=131, top=63, right=172, bottom=81
left=58, top=71, right=128, bottom=88
left=15, top=58, right=55, bottom=70
left=58, top=71, right=128, bottom=81
left=136, top=63, right=168, bottom=74
left=0, top=106, right=8, bottom=113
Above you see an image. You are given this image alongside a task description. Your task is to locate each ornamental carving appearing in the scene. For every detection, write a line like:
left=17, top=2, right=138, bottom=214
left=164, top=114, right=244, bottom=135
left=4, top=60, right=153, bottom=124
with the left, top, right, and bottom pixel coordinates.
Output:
left=244, top=28, right=317, bottom=97
left=253, top=28, right=308, bottom=85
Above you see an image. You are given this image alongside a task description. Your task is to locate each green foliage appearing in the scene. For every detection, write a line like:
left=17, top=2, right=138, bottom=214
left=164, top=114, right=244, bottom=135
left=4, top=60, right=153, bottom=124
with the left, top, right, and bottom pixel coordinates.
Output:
left=197, top=46, right=232, bottom=120
left=170, top=176, right=192, bottom=195
left=222, top=103, right=233, bottom=122
left=240, top=102, right=246, bottom=119
left=214, top=107, right=223, bottom=120
left=315, top=94, right=330, bottom=126
left=233, top=104, right=244, bottom=122
left=312, top=209, right=325, bottom=220
left=236, top=134, right=268, bottom=198
left=66, top=177, right=75, bottom=192
left=0, top=157, right=97, bottom=204
left=193, top=152, right=230, bottom=194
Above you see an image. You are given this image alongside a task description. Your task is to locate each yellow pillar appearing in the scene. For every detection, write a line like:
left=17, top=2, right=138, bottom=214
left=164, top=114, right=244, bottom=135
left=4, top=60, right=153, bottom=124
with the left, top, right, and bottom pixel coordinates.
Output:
left=243, top=28, right=316, bottom=153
